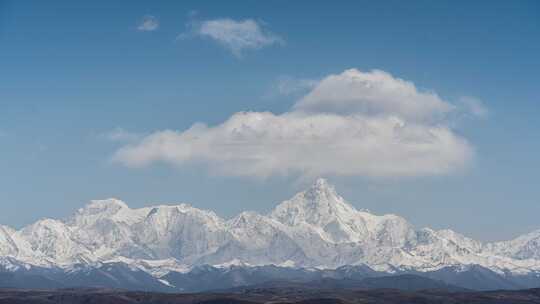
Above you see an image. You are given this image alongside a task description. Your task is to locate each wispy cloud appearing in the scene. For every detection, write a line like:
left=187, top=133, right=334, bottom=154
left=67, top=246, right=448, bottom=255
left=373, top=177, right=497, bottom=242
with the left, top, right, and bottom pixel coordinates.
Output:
left=113, top=69, right=476, bottom=179
left=102, top=128, right=144, bottom=142
left=137, top=15, right=159, bottom=32
left=182, top=18, right=284, bottom=57
left=274, top=76, right=319, bottom=96
left=458, top=96, right=489, bottom=119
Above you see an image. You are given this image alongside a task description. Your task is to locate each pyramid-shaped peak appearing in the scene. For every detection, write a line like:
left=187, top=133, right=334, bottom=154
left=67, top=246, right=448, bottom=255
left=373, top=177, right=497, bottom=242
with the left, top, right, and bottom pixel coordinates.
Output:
left=70, top=198, right=130, bottom=223
left=270, top=178, right=358, bottom=228
left=304, top=178, right=338, bottom=200
left=312, top=178, right=332, bottom=189
left=229, top=211, right=267, bottom=228
left=21, top=218, right=70, bottom=236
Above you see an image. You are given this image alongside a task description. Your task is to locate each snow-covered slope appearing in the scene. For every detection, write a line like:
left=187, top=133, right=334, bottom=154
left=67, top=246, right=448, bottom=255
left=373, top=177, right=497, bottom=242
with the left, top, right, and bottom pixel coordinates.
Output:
left=488, top=230, right=540, bottom=260
left=1, top=178, right=540, bottom=278
left=271, top=179, right=416, bottom=247
left=132, top=204, right=229, bottom=262
left=0, top=225, right=18, bottom=257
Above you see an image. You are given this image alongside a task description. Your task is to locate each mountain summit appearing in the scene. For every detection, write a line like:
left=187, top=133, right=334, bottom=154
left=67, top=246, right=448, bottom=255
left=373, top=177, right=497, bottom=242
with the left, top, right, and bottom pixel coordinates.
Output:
left=270, top=178, right=413, bottom=246
left=270, top=178, right=357, bottom=227
left=1, top=178, right=540, bottom=280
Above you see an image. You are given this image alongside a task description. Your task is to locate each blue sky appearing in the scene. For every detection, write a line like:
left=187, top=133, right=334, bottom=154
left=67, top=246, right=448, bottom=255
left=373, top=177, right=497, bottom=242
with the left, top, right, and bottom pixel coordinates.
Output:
left=0, top=0, right=539, bottom=241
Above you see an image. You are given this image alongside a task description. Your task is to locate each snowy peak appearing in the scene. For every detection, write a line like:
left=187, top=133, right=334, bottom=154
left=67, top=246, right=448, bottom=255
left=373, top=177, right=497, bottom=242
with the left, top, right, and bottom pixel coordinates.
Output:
left=69, top=198, right=149, bottom=227
left=0, top=225, right=14, bottom=237
left=307, top=177, right=337, bottom=196
left=268, top=179, right=418, bottom=247
left=303, top=178, right=346, bottom=208
left=270, top=179, right=383, bottom=244
left=270, top=178, right=357, bottom=227
left=229, top=211, right=267, bottom=228
left=434, top=229, right=483, bottom=253
left=16, top=218, right=89, bottom=263
left=142, top=204, right=225, bottom=230
left=74, top=198, right=129, bottom=219
left=1, top=178, right=540, bottom=277
left=487, top=229, right=540, bottom=260
left=133, top=203, right=228, bottom=261
left=21, top=218, right=70, bottom=236
left=70, top=198, right=129, bottom=218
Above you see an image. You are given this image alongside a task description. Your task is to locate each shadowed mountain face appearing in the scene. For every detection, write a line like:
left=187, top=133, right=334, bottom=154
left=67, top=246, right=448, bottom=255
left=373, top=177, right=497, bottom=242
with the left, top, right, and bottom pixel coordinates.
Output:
left=0, top=262, right=174, bottom=292
left=1, top=262, right=540, bottom=293
left=1, top=179, right=540, bottom=292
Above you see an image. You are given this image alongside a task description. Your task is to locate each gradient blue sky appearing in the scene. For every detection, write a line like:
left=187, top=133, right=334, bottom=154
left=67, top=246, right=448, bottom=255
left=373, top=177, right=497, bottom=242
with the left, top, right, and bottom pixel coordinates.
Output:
left=0, top=1, right=539, bottom=241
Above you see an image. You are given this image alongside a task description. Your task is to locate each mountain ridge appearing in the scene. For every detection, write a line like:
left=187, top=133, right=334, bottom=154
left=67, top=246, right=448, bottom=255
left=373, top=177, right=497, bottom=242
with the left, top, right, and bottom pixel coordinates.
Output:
left=1, top=178, right=540, bottom=289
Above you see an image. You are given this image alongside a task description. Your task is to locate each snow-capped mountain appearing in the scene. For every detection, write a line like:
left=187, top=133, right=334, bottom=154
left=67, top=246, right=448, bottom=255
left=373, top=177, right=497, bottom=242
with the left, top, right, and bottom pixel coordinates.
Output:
left=270, top=178, right=416, bottom=246
left=1, top=178, right=540, bottom=287
left=488, top=230, right=540, bottom=260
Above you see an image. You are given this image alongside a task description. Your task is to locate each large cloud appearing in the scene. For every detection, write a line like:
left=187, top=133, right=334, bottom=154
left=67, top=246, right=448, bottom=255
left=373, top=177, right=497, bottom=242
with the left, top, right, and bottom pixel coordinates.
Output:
left=113, top=69, right=476, bottom=178
left=295, top=69, right=453, bottom=121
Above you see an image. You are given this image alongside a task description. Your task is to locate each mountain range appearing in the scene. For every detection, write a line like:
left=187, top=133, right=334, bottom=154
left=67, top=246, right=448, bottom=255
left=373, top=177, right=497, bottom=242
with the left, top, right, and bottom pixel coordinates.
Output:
left=1, top=178, right=540, bottom=291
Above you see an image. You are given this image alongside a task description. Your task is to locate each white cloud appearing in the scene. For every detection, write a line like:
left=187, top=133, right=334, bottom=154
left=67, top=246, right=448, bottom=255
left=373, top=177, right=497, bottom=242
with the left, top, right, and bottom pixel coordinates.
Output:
left=186, top=18, right=283, bottom=57
left=295, top=69, right=454, bottom=122
left=114, top=112, right=472, bottom=178
left=137, top=15, right=159, bottom=32
left=458, top=96, right=489, bottom=118
left=113, top=69, right=478, bottom=179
